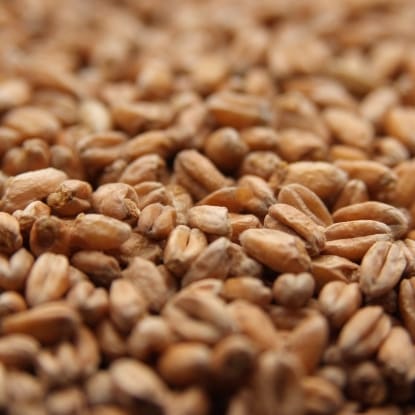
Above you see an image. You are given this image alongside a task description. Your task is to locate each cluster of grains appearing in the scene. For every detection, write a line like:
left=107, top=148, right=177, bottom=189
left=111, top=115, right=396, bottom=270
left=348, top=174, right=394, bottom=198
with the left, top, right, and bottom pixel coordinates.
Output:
left=2, top=0, right=415, bottom=414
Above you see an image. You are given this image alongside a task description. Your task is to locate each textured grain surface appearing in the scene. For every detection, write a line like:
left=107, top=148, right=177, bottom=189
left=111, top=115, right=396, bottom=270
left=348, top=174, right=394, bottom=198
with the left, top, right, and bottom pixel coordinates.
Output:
left=2, top=0, right=415, bottom=413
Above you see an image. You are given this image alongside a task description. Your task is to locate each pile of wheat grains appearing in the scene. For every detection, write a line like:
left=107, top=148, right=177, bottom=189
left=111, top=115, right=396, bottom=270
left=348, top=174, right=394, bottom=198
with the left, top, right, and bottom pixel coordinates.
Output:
left=1, top=0, right=415, bottom=414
